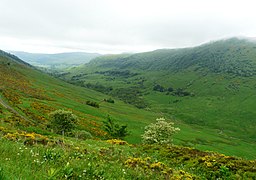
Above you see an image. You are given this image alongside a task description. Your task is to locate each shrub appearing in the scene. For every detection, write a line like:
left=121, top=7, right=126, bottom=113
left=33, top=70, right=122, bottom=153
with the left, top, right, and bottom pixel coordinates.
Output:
left=75, top=130, right=93, bottom=140
left=103, top=116, right=129, bottom=140
left=142, top=117, right=180, bottom=145
left=167, top=86, right=174, bottom=92
left=172, top=88, right=190, bottom=97
left=153, top=84, right=165, bottom=92
left=106, top=139, right=128, bottom=145
left=103, top=98, right=115, bottom=103
left=85, top=100, right=99, bottom=108
left=49, top=110, right=78, bottom=135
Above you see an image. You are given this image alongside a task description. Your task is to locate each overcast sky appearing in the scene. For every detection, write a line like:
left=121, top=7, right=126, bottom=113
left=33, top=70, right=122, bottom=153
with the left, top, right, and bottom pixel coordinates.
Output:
left=0, top=0, right=256, bottom=54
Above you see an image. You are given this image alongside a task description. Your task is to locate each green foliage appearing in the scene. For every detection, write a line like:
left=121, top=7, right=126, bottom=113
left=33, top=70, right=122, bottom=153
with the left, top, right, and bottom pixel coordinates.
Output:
left=84, top=83, right=113, bottom=94
left=75, top=130, right=93, bottom=140
left=0, top=166, right=6, bottom=180
left=111, top=87, right=147, bottom=108
left=0, top=137, right=255, bottom=179
left=43, top=149, right=62, bottom=162
left=103, top=116, right=129, bottom=140
left=85, top=100, right=99, bottom=108
left=167, top=86, right=174, bottom=92
left=95, top=70, right=138, bottom=78
left=49, top=109, right=77, bottom=134
left=142, top=117, right=180, bottom=145
left=172, top=88, right=191, bottom=97
left=153, top=84, right=165, bottom=92
left=103, top=98, right=115, bottom=103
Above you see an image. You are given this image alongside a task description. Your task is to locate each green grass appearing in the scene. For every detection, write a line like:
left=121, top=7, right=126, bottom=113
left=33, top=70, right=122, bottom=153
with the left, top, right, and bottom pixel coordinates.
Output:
left=60, top=66, right=256, bottom=159
left=0, top=54, right=158, bottom=143
left=0, top=48, right=256, bottom=178
left=57, top=38, right=256, bottom=159
left=0, top=136, right=255, bottom=179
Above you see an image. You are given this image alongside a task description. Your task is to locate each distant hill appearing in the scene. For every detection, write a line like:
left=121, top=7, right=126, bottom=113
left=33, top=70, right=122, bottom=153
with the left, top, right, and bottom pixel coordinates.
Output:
left=61, top=38, right=256, bottom=159
left=9, top=51, right=101, bottom=69
left=87, top=38, right=256, bottom=76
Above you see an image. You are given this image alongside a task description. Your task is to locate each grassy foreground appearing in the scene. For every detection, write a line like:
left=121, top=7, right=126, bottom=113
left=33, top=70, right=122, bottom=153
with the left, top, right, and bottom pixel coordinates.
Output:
left=0, top=135, right=255, bottom=179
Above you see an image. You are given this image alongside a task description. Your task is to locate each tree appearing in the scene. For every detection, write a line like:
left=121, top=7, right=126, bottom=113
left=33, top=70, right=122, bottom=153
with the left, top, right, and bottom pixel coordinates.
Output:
left=142, top=117, right=180, bottom=145
left=167, top=86, right=174, bottom=92
left=49, top=109, right=77, bottom=135
left=153, top=84, right=165, bottom=92
left=103, top=116, right=129, bottom=140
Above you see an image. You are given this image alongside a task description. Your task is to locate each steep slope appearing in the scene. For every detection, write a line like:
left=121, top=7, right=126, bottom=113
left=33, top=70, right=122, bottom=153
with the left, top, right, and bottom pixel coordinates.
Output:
left=0, top=50, right=32, bottom=67
left=0, top=50, right=158, bottom=142
left=62, top=38, right=256, bottom=159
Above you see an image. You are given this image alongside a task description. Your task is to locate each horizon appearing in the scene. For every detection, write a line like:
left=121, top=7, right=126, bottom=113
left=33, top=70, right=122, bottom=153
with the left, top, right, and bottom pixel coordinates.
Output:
left=5, top=36, right=255, bottom=55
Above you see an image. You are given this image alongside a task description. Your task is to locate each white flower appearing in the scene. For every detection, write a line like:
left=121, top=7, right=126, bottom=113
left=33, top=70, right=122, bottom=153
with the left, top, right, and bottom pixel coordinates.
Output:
left=142, top=117, right=180, bottom=145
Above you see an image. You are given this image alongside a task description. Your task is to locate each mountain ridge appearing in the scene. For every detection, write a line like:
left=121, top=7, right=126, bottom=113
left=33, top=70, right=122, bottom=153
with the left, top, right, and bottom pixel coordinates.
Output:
left=84, top=38, right=256, bottom=77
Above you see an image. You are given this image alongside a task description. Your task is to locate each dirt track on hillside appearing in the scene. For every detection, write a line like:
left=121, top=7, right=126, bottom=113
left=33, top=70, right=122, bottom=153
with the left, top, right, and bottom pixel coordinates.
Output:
left=0, top=96, right=32, bottom=123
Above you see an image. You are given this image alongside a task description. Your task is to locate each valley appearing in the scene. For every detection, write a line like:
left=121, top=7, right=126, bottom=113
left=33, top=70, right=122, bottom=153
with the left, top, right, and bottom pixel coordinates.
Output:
left=0, top=38, right=256, bottom=179
left=60, top=38, right=256, bottom=158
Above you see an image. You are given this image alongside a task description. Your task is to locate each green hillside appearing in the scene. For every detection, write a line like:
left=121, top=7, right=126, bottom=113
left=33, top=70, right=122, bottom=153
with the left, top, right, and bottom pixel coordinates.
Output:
left=61, top=38, right=256, bottom=159
left=0, top=50, right=159, bottom=142
left=85, top=38, right=256, bottom=76
left=0, top=49, right=256, bottom=179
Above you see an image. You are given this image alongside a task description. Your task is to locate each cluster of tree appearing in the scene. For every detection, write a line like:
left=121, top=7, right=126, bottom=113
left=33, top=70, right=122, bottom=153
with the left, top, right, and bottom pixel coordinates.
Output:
left=95, top=70, right=139, bottom=78
left=103, top=98, right=115, bottom=103
left=84, top=83, right=113, bottom=94
left=153, top=84, right=191, bottom=97
left=66, top=81, right=113, bottom=94
left=67, top=78, right=146, bottom=108
left=85, top=100, right=99, bottom=108
left=71, top=73, right=87, bottom=80
left=111, top=87, right=147, bottom=109
left=153, top=84, right=173, bottom=92
left=172, top=88, right=191, bottom=97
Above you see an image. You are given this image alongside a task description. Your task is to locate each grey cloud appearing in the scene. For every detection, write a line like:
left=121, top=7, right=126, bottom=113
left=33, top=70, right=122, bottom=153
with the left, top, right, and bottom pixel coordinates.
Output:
left=0, top=0, right=256, bottom=53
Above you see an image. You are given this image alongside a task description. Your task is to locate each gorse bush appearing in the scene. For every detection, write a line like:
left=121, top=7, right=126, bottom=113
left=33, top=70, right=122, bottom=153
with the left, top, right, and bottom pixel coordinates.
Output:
left=49, top=109, right=78, bottom=135
left=142, top=117, right=180, bottom=145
